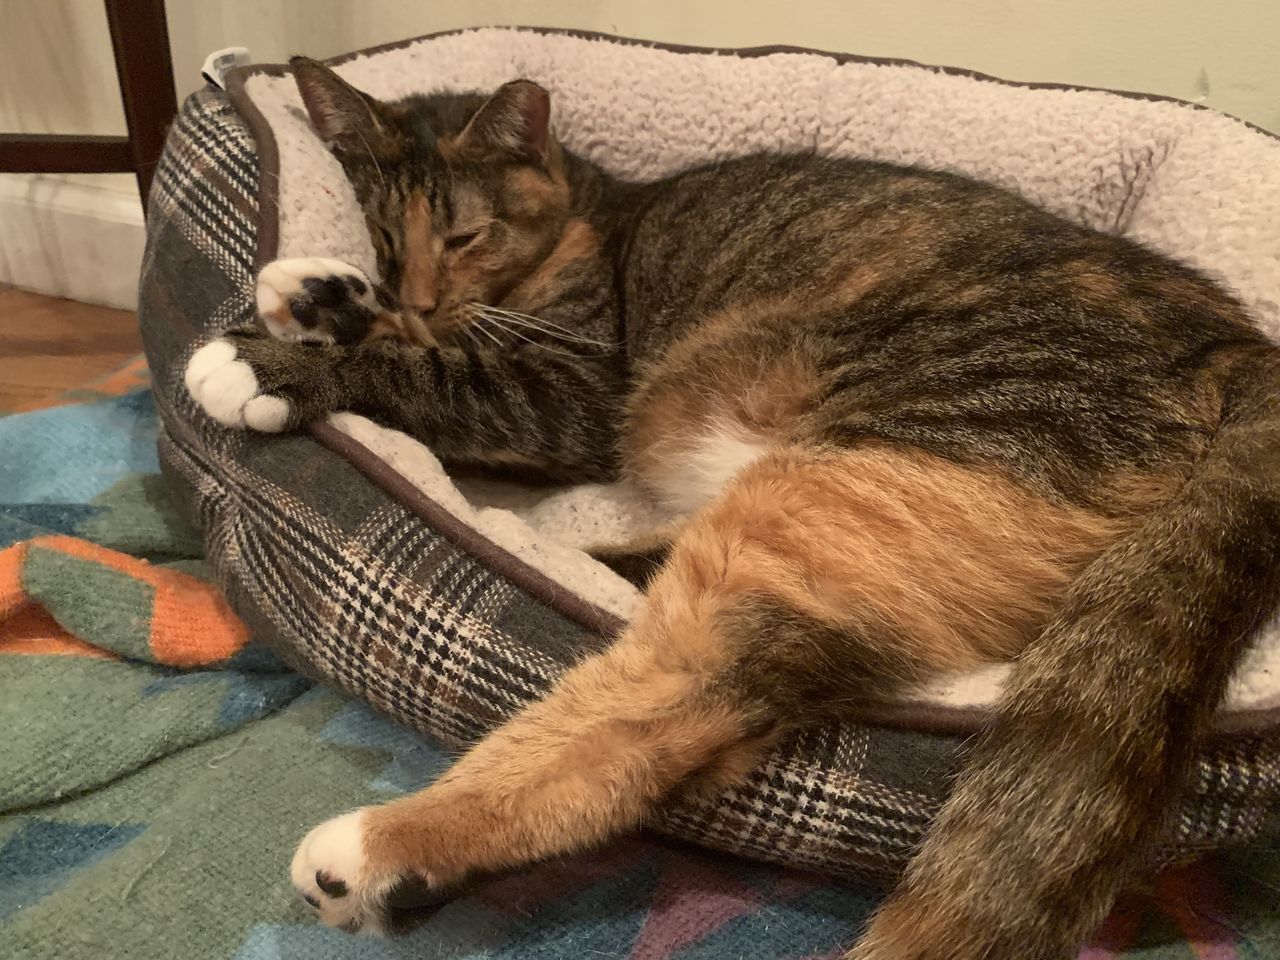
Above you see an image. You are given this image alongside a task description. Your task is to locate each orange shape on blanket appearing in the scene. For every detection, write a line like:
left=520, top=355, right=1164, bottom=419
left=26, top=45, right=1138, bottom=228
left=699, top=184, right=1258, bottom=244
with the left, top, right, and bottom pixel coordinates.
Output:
left=12, top=356, right=151, bottom=414
left=91, top=355, right=150, bottom=397
left=149, top=570, right=253, bottom=667
left=0, top=542, right=118, bottom=660
left=0, top=541, right=31, bottom=620
left=0, top=604, right=118, bottom=659
left=31, top=535, right=251, bottom=667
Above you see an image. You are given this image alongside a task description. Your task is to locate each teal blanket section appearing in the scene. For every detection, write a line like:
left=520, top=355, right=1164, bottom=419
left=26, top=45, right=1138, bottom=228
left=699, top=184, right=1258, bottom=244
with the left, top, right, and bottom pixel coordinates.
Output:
left=0, top=390, right=159, bottom=503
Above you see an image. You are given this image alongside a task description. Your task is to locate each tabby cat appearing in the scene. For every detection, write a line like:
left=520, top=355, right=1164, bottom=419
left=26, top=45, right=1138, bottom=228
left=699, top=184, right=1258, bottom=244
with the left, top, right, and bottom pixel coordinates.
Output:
left=185, top=57, right=1280, bottom=959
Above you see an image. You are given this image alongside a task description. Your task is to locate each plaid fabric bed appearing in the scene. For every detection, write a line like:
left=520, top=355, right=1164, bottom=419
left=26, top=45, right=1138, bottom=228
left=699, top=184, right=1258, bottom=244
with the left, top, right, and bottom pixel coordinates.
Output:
left=141, top=88, right=1280, bottom=882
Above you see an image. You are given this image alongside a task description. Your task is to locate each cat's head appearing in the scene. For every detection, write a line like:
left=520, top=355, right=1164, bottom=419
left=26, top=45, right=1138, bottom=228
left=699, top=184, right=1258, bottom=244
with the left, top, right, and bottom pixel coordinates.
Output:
left=292, top=58, right=572, bottom=338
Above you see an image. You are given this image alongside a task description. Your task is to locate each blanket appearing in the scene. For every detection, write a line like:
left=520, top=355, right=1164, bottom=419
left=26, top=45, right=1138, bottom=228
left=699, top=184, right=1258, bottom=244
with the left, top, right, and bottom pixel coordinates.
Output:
left=3, top=365, right=1277, bottom=958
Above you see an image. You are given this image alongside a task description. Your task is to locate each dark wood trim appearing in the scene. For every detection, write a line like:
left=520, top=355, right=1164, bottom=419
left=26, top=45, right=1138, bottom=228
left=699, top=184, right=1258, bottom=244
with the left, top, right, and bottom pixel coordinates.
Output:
left=0, top=134, right=133, bottom=173
left=0, top=2, right=178, bottom=213
left=105, top=0, right=178, bottom=206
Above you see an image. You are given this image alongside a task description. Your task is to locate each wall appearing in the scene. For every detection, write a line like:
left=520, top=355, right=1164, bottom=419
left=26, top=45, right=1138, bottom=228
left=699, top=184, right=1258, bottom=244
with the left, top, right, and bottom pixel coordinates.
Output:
left=172, top=0, right=1280, bottom=135
left=2, top=0, right=1277, bottom=306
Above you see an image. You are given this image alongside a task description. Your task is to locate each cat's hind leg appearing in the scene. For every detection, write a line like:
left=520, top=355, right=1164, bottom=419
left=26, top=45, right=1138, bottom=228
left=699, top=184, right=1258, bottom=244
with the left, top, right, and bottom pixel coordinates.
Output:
left=291, top=445, right=1114, bottom=936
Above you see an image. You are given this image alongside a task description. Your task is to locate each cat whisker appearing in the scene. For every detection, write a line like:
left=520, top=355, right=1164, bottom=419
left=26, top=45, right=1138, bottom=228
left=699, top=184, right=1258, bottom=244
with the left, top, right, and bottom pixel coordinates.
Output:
left=485, top=310, right=614, bottom=348
left=468, top=303, right=615, bottom=349
left=468, top=320, right=506, bottom=349
left=472, top=312, right=579, bottom=356
left=351, top=130, right=386, bottom=189
left=470, top=307, right=582, bottom=345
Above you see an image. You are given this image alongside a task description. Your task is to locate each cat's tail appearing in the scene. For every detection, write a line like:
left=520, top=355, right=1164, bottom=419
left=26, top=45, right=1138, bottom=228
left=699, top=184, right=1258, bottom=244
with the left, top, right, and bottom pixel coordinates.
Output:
left=588, top=529, right=675, bottom=589
left=854, top=345, right=1280, bottom=959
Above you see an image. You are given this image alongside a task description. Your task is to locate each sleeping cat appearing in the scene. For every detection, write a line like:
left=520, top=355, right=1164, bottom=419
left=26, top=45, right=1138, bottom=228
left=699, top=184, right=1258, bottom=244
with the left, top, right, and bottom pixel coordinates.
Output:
left=185, top=57, right=1280, bottom=959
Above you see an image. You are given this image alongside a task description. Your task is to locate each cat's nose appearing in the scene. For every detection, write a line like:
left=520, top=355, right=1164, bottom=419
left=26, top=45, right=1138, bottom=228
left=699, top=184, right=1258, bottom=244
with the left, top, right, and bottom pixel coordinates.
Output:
left=398, top=268, right=438, bottom=317
left=402, top=297, right=437, bottom=317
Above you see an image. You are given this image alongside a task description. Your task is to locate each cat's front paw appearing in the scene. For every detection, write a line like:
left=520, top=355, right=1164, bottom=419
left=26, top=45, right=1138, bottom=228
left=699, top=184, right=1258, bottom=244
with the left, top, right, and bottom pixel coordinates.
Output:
left=291, top=809, right=446, bottom=935
left=184, top=330, right=335, bottom=432
left=257, top=257, right=382, bottom=345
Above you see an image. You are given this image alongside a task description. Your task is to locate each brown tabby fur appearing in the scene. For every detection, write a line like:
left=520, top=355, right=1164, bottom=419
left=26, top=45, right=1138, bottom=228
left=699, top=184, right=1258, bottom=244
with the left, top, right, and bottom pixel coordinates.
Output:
left=224, top=58, right=1280, bottom=958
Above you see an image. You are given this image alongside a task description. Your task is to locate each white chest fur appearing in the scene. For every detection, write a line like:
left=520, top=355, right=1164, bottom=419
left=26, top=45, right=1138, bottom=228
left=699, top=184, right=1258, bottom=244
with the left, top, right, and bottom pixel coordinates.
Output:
left=644, top=423, right=771, bottom=516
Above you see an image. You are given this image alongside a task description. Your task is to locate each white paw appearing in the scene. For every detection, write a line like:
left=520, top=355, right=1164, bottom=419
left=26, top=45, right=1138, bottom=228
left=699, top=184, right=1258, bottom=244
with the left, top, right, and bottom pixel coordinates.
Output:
left=291, top=809, right=387, bottom=934
left=184, top=338, right=291, bottom=431
left=257, top=257, right=376, bottom=343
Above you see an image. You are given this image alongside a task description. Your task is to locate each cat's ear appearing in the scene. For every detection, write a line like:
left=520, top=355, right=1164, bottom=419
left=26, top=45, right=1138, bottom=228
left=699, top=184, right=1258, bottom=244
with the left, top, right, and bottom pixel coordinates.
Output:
left=456, top=80, right=552, bottom=165
left=291, top=57, right=398, bottom=157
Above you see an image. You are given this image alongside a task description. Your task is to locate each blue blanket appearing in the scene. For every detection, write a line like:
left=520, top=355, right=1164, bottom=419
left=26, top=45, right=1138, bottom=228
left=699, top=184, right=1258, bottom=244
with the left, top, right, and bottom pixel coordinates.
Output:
left=2, top=377, right=1277, bottom=959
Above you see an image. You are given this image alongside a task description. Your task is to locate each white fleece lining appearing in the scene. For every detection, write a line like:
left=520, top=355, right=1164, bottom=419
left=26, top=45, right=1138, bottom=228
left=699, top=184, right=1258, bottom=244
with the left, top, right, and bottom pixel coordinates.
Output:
left=242, top=29, right=1280, bottom=714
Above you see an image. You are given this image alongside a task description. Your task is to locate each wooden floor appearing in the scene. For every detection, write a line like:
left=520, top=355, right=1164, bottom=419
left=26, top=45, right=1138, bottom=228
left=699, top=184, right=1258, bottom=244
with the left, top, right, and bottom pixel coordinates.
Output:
left=0, top=286, right=141, bottom=412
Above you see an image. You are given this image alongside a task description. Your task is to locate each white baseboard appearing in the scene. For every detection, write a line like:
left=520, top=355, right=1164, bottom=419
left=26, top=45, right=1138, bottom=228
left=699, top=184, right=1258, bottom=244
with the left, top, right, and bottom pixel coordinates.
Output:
left=0, top=174, right=145, bottom=310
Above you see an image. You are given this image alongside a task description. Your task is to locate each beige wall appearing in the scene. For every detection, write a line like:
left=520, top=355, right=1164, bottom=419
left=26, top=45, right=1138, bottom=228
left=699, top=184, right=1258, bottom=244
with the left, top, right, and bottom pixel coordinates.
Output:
left=181, top=0, right=1280, bottom=136
left=1, top=0, right=1277, bottom=205
left=3, top=0, right=1278, bottom=146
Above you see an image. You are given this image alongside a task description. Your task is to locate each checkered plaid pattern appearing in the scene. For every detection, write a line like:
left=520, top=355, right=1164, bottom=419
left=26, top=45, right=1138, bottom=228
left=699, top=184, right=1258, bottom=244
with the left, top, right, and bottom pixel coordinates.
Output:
left=141, top=87, right=1280, bottom=881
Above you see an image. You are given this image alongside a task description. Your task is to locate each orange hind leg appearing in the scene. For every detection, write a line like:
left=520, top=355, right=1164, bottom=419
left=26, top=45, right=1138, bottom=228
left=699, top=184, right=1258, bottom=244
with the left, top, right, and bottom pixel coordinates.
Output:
left=289, top=446, right=1120, bottom=937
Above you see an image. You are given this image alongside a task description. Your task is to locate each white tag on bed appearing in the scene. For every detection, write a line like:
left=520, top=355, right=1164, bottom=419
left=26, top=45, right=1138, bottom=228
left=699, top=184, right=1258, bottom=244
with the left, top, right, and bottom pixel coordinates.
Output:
left=202, top=47, right=251, bottom=89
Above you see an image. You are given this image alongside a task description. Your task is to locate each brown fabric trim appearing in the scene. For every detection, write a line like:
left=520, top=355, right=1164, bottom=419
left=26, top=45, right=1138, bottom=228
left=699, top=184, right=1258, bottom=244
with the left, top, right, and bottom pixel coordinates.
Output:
left=223, top=26, right=1280, bottom=741
left=226, top=63, right=288, bottom=269
left=1210, top=705, right=1280, bottom=737
left=310, top=420, right=628, bottom=640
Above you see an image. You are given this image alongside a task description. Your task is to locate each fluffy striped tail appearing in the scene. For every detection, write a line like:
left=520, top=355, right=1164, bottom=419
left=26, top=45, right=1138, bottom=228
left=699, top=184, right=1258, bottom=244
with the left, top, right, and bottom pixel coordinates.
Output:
left=852, top=347, right=1280, bottom=959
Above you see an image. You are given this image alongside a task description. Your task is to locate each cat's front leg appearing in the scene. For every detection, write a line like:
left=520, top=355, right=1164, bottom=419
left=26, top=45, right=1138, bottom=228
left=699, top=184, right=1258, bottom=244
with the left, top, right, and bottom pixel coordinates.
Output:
left=184, top=327, right=345, bottom=432
left=184, top=256, right=397, bottom=431
left=186, top=255, right=625, bottom=478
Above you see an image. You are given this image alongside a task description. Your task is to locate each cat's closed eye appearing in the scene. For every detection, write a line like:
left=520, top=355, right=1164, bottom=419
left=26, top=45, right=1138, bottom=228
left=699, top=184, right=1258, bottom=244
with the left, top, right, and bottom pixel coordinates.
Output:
left=445, top=231, right=481, bottom=251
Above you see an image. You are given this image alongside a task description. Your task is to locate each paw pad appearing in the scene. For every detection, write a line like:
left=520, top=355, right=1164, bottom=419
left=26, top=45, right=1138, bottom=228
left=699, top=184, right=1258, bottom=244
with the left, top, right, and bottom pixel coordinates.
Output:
left=290, top=808, right=451, bottom=935
left=316, top=871, right=349, bottom=898
left=257, top=258, right=378, bottom=345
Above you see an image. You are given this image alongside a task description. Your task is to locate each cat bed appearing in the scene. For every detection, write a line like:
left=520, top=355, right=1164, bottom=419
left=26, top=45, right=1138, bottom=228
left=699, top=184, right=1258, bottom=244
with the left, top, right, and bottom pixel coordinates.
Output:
left=142, top=27, right=1280, bottom=880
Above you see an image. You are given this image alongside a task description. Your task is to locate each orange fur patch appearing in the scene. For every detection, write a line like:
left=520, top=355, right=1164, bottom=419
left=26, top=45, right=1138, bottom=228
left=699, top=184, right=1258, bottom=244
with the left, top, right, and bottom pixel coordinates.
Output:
left=626, top=302, right=827, bottom=504
left=343, top=445, right=1135, bottom=892
left=361, top=631, right=752, bottom=885
left=666, top=446, right=1126, bottom=666
left=258, top=300, right=294, bottom=332
left=399, top=191, right=441, bottom=312
left=1063, top=257, right=1126, bottom=304
left=502, top=164, right=571, bottom=221
left=366, top=310, right=438, bottom=347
